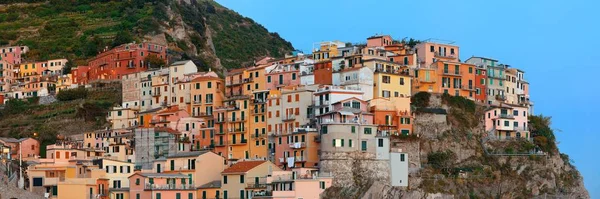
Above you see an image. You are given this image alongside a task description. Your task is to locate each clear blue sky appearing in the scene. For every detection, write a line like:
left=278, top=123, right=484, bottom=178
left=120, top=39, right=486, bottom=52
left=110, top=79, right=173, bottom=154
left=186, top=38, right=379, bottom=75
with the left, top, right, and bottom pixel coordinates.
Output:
left=216, top=0, right=599, bottom=197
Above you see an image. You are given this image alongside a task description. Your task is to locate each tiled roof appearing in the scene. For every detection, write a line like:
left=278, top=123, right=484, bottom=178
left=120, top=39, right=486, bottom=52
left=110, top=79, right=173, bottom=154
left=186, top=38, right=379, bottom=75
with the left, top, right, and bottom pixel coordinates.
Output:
left=198, top=180, right=221, bottom=188
left=191, top=76, right=221, bottom=82
left=0, top=137, right=20, bottom=143
left=130, top=173, right=189, bottom=178
left=222, top=161, right=266, bottom=174
left=167, top=151, right=209, bottom=158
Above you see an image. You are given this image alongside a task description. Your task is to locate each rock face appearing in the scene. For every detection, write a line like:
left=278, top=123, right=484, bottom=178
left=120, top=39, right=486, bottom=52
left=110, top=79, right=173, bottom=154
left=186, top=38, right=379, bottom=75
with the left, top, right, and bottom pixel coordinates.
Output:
left=323, top=94, right=589, bottom=199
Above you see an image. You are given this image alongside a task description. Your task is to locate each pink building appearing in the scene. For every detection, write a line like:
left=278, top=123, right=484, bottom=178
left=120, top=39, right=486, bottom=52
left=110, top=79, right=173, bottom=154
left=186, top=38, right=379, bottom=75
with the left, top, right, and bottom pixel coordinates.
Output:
left=0, top=46, right=28, bottom=65
left=265, top=64, right=300, bottom=90
left=484, top=104, right=530, bottom=140
left=252, top=168, right=333, bottom=199
left=129, top=172, right=195, bottom=199
left=367, top=35, right=393, bottom=47
left=0, top=137, right=40, bottom=159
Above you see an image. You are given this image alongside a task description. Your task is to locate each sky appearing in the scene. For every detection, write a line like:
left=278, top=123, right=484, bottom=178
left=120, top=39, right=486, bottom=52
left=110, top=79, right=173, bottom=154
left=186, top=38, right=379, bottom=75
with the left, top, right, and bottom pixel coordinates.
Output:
left=216, top=0, right=600, bottom=197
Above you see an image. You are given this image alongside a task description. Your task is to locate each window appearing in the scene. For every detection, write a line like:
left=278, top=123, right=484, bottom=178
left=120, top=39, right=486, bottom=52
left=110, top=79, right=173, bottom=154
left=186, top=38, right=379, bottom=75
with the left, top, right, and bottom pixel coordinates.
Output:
left=401, top=154, right=405, bottom=162
left=513, top=110, right=518, bottom=116
left=378, top=139, right=384, bottom=147
left=223, top=176, right=228, bottom=184
left=189, top=193, right=194, bottom=199
left=364, top=128, right=372, bottom=134
left=320, top=181, right=326, bottom=189
left=267, top=76, right=271, bottom=82
left=33, top=177, right=43, bottom=186
left=504, top=121, right=509, bottom=126
left=240, top=175, right=245, bottom=183
left=176, top=193, right=181, bottom=199
left=382, top=90, right=390, bottom=98
left=135, top=178, right=140, bottom=185
left=399, top=78, right=404, bottom=85
left=361, top=141, right=367, bottom=151
left=351, top=126, right=356, bottom=133
left=349, top=139, right=353, bottom=147
left=382, top=76, right=391, bottom=83
left=136, top=194, right=140, bottom=199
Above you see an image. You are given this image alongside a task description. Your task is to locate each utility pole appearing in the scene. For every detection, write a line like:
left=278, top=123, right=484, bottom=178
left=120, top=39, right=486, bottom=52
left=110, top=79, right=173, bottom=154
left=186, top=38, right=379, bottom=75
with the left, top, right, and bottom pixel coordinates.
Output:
left=18, top=141, right=24, bottom=189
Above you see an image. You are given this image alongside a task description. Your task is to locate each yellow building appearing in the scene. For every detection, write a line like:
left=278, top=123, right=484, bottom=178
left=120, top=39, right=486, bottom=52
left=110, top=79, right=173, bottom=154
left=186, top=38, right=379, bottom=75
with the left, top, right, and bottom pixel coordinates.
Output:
left=312, top=41, right=345, bottom=61
left=364, top=59, right=413, bottom=98
left=56, top=74, right=73, bottom=93
left=247, top=66, right=269, bottom=160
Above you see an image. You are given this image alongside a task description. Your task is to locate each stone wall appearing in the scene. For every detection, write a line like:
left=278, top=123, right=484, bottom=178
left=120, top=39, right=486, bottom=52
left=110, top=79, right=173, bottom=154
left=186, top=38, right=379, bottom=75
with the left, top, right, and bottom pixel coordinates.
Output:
left=319, top=151, right=390, bottom=187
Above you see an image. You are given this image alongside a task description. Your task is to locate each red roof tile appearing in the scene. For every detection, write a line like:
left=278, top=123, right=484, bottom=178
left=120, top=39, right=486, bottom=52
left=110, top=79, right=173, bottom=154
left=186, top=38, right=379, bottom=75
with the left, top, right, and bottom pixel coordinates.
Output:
left=222, top=161, right=266, bottom=174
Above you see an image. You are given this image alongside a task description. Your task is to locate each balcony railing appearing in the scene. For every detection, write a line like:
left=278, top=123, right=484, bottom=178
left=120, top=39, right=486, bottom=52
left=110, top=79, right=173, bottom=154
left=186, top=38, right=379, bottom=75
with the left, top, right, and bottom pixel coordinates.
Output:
left=461, top=84, right=475, bottom=90
left=289, top=142, right=306, bottom=149
left=434, top=51, right=456, bottom=58
left=251, top=133, right=267, bottom=138
left=499, top=114, right=514, bottom=119
left=144, top=183, right=195, bottom=190
left=442, top=71, right=463, bottom=76
left=228, top=128, right=245, bottom=133
left=151, top=92, right=161, bottom=97
left=229, top=139, right=248, bottom=145
left=228, top=117, right=246, bottom=122
left=282, top=115, right=295, bottom=121
left=320, top=118, right=370, bottom=125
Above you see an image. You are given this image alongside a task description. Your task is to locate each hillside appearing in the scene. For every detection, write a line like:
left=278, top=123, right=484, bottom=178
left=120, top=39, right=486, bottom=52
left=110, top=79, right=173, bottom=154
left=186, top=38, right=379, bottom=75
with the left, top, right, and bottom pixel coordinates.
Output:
left=0, top=0, right=294, bottom=71
left=322, top=93, right=589, bottom=199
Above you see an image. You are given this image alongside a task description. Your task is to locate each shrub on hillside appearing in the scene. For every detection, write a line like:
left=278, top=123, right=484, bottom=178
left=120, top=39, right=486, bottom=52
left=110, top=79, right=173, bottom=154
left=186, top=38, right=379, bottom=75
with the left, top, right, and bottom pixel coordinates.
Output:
left=441, top=93, right=476, bottom=113
left=427, top=150, right=456, bottom=169
left=412, top=92, right=431, bottom=107
left=56, top=87, right=88, bottom=101
left=529, top=115, right=557, bottom=153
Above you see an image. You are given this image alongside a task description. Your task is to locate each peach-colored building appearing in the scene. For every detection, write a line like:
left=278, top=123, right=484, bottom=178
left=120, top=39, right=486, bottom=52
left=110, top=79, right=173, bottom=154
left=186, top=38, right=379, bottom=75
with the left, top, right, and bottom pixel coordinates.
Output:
left=0, top=137, right=40, bottom=160
left=221, top=160, right=281, bottom=199
left=252, top=168, right=333, bottom=199
left=369, top=97, right=413, bottom=135
left=128, top=172, right=196, bottom=199
left=415, top=41, right=460, bottom=67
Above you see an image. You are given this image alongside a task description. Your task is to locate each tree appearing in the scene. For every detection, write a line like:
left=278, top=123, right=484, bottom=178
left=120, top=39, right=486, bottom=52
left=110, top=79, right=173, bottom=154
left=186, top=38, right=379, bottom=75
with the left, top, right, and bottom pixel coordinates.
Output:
left=144, top=54, right=166, bottom=69
left=62, top=58, right=74, bottom=75
left=111, top=31, right=133, bottom=48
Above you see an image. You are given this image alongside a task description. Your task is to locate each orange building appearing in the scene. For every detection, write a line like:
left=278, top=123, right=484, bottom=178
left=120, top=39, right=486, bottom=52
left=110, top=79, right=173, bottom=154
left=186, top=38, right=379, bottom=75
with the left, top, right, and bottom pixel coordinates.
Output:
left=191, top=76, right=225, bottom=149
left=369, top=97, right=413, bottom=135
left=413, top=61, right=476, bottom=99
left=313, top=61, right=332, bottom=85
left=475, top=67, right=487, bottom=103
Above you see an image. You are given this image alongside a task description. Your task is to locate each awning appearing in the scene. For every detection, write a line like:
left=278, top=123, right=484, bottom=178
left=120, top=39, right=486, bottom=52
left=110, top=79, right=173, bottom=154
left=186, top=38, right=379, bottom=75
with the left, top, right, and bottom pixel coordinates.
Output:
left=339, top=111, right=355, bottom=116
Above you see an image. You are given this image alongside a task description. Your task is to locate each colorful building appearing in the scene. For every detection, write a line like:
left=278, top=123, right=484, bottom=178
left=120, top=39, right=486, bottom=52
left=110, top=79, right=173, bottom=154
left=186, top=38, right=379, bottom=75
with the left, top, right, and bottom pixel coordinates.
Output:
left=484, top=104, right=530, bottom=140
left=128, top=172, right=196, bottom=199
left=369, top=97, right=413, bottom=135
left=220, top=160, right=281, bottom=199
left=73, top=42, right=167, bottom=84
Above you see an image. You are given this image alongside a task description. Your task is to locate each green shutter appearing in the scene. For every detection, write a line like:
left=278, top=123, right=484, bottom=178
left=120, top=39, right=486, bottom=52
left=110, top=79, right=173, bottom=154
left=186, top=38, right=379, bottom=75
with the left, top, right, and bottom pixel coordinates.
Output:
left=351, top=126, right=355, bottom=133
left=156, top=193, right=161, bottom=199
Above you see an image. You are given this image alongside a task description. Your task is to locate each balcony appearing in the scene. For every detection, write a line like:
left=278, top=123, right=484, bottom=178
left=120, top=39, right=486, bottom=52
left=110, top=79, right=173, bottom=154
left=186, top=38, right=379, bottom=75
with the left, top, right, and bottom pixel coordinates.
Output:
left=226, top=80, right=243, bottom=86
left=282, top=115, right=296, bottom=122
left=228, top=117, right=246, bottom=123
left=434, top=51, right=456, bottom=59
left=205, top=100, right=213, bottom=105
left=228, top=128, right=245, bottom=134
left=215, top=130, right=225, bottom=135
left=499, top=114, right=515, bottom=119
left=229, top=139, right=248, bottom=146
left=417, top=78, right=436, bottom=83
left=214, top=142, right=226, bottom=147
left=195, top=112, right=213, bottom=117
left=461, top=84, right=475, bottom=91
left=144, top=183, right=195, bottom=190
left=321, top=118, right=371, bottom=125
left=496, top=95, right=506, bottom=101
left=289, top=142, right=306, bottom=149
left=442, top=70, right=463, bottom=76
left=215, top=118, right=226, bottom=123
left=150, top=119, right=168, bottom=124
left=251, top=133, right=267, bottom=139
left=374, top=68, right=410, bottom=76
left=193, top=100, right=201, bottom=105
left=151, top=92, right=161, bottom=97
left=253, top=98, right=267, bottom=104
left=246, top=177, right=268, bottom=189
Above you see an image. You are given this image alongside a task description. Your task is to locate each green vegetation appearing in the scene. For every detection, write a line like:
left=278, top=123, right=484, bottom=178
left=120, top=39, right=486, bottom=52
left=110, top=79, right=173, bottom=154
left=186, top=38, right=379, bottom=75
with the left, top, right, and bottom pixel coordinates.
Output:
left=176, top=1, right=293, bottom=68
left=529, top=115, right=557, bottom=154
left=442, top=93, right=480, bottom=128
left=0, top=88, right=121, bottom=157
left=56, top=87, right=88, bottom=101
left=0, top=0, right=293, bottom=69
left=412, top=91, right=431, bottom=107
left=427, top=150, right=456, bottom=169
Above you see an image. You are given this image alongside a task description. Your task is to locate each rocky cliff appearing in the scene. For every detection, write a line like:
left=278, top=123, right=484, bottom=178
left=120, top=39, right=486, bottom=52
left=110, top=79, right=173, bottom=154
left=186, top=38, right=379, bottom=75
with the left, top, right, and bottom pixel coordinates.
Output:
left=323, top=94, right=589, bottom=199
